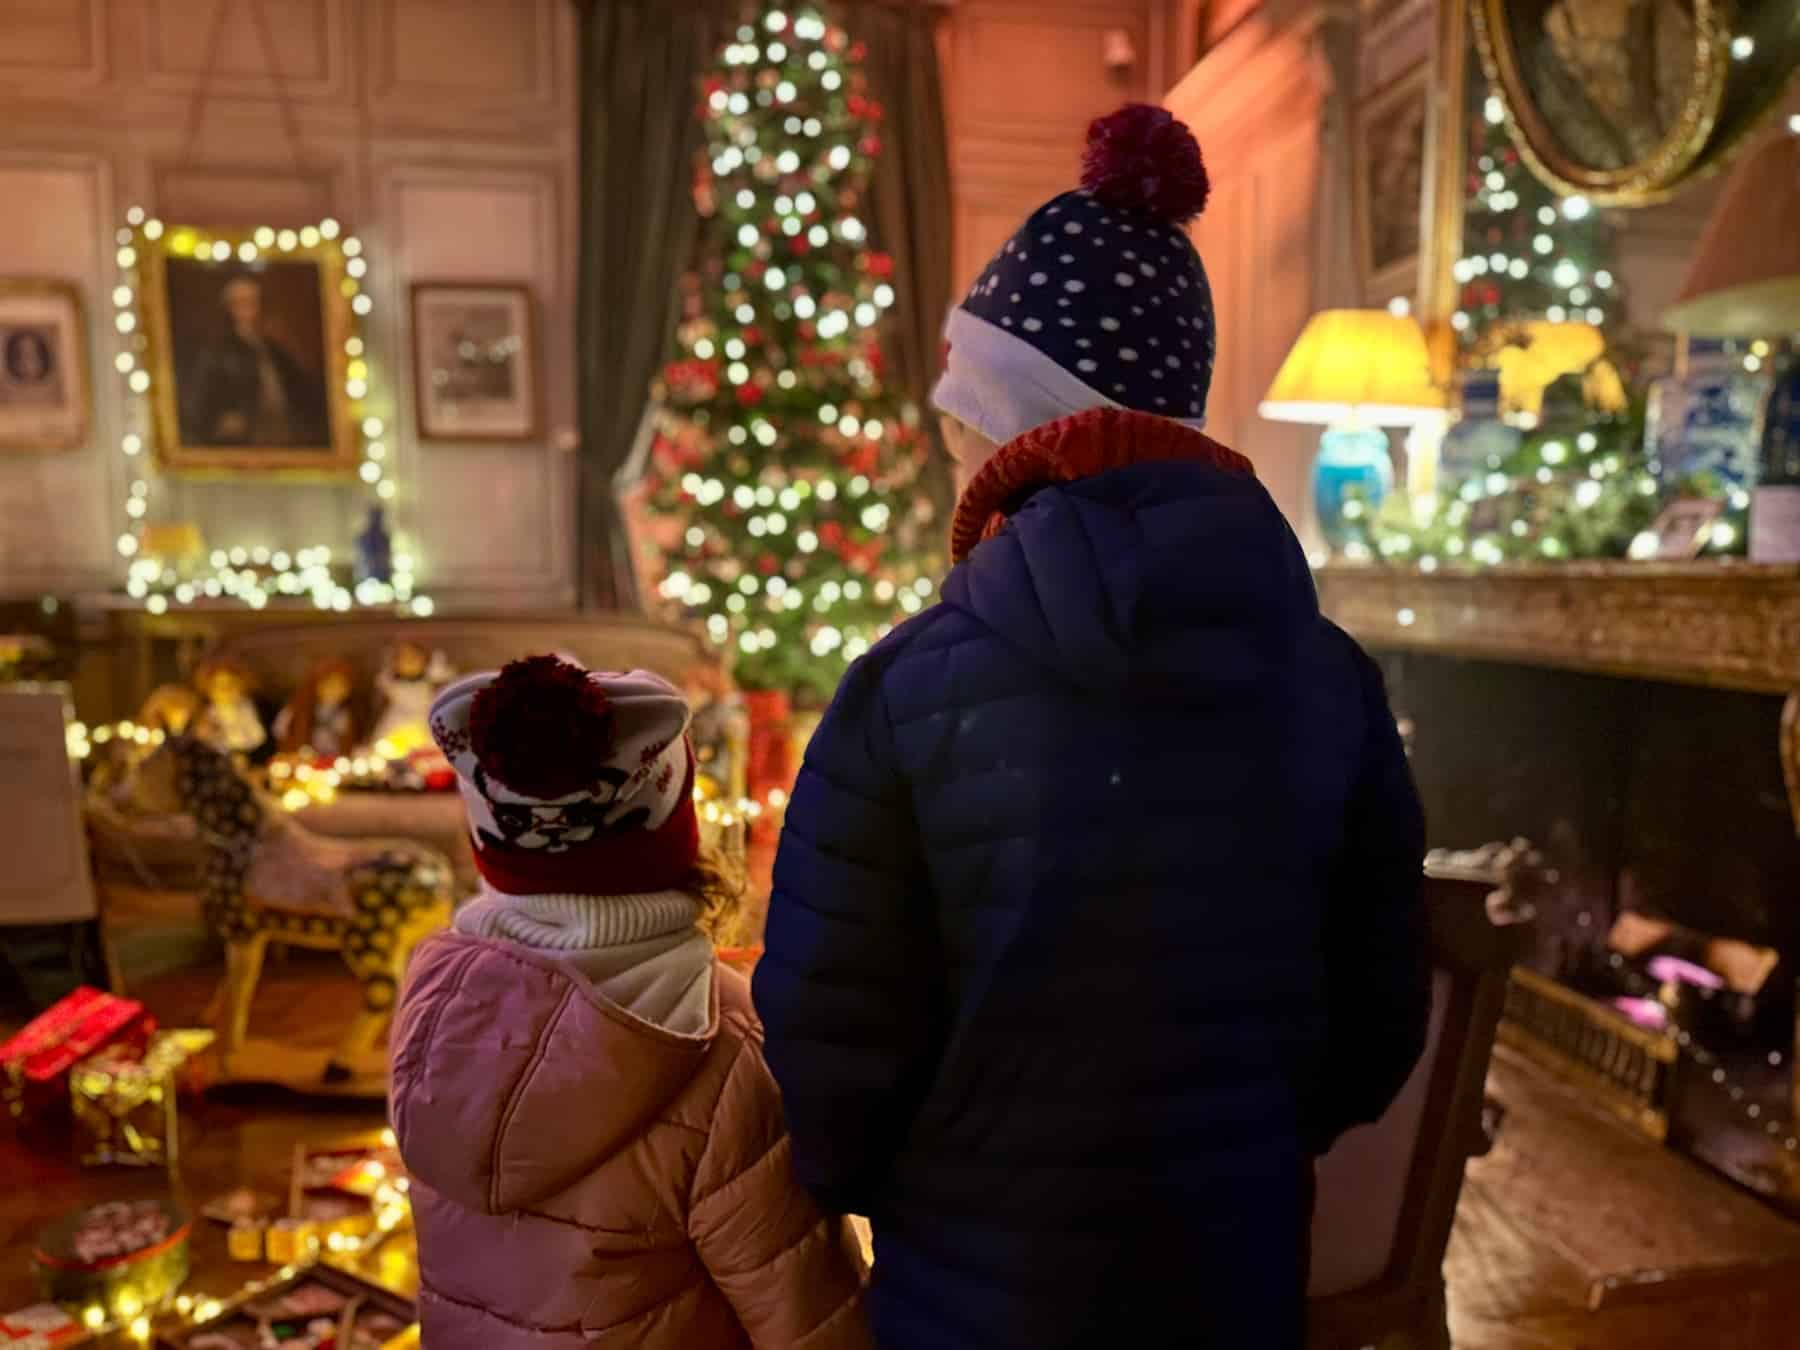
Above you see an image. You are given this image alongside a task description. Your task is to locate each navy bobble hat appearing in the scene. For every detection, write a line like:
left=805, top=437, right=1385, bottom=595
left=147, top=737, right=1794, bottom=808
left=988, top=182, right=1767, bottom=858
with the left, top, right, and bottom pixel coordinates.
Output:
left=932, top=104, right=1217, bottom=447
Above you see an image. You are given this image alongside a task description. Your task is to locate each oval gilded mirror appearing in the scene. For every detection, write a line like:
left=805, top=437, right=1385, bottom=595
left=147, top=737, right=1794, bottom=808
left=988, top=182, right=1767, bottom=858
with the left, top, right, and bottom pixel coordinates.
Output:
left=1472, top=0, right=1800, bottom=204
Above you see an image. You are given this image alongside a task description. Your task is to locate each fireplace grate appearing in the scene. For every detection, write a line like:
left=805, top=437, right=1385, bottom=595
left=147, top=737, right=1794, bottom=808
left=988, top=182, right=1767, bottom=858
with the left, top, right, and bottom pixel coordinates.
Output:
left=1500, top=967, right=1679, bottom=1141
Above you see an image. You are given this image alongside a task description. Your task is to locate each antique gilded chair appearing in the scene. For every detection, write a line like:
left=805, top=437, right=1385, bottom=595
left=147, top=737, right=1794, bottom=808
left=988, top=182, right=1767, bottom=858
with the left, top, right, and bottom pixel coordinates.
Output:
left=1307, top=864, right=1530, bottom=1350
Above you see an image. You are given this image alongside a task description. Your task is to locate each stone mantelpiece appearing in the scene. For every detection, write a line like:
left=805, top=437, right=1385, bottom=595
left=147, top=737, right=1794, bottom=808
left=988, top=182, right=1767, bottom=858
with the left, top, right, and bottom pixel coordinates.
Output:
left=1315, top=562, right=1800, bottom=698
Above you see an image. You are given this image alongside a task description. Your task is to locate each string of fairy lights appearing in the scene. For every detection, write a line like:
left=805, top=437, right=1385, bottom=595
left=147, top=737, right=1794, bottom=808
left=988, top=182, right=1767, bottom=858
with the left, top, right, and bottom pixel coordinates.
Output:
left=68, top=716, right=782, bottom=829
left=109, top=209, right=432, bottom=616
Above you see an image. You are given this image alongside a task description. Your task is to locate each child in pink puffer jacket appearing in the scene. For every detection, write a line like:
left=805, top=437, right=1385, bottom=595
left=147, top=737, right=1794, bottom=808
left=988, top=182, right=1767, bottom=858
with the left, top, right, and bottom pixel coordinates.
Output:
left=390, top=656, right=869, bottom=1349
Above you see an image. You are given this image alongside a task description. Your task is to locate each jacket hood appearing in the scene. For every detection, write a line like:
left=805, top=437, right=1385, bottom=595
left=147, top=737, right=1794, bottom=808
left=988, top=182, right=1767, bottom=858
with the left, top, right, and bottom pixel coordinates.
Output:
left=940, top=408, right=1319, bottom=694
left=390, top=932, right=713, bottom=1213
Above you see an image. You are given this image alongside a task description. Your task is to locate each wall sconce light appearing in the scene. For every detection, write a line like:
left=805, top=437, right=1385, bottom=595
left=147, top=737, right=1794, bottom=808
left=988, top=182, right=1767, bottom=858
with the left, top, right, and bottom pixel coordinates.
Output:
left=1102, top=28, right=1137, bottom=75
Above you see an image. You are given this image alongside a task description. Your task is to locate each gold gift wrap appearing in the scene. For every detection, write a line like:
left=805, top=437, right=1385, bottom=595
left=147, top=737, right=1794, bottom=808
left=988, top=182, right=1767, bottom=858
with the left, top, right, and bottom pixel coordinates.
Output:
left=227, top=1221, right=267, bottom=1262
left=70, top=1029, right=214, bottom=1169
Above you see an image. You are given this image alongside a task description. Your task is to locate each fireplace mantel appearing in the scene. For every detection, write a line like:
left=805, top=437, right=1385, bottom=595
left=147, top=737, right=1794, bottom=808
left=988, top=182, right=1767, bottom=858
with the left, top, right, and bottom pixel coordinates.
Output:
left=1315, top=562, right=1800, bottom=697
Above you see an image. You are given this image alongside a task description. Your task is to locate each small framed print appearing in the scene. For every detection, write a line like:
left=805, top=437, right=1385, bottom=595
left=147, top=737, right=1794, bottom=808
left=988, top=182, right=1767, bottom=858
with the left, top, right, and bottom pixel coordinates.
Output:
left=0, top=279, right=89, bottom=451
left=1650, top=496, right=1724, bottom=559
left=1354, top=61, right=1430, bottom=306
left=411, top=283, right=539, bottom=442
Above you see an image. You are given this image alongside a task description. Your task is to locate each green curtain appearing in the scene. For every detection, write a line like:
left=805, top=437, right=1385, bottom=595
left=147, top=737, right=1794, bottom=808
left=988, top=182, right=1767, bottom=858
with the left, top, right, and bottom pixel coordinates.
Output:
left=845, top=0, right=957, bottom=526
left=574, top=0, right=730, bottom=610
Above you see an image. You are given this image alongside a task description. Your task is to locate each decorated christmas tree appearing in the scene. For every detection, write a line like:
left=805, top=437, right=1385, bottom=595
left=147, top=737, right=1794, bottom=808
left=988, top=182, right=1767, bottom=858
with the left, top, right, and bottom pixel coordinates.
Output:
left=644, top=4, right=938, bottom=704
left=1452, top=93, right=1620, bottom=345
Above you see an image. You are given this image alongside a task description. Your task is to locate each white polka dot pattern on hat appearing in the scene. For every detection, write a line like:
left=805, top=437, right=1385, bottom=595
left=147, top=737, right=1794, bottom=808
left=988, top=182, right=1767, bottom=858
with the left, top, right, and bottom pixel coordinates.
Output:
left=959, top=188, right=1216, bottom=421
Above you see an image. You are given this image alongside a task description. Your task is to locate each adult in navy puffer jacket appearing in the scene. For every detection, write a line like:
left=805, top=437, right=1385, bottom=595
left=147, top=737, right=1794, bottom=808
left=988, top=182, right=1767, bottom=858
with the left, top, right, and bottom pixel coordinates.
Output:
left=754, top=106, right=1429, bottom=1350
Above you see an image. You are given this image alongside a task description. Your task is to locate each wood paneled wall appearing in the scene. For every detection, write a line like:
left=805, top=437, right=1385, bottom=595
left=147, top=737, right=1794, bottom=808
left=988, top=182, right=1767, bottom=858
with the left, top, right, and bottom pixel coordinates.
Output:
left=0, top=0, right=579, bottom=609
left=1165, top=0, right=1338, bottom=543
left=941, top=0, right=1164, bottom=299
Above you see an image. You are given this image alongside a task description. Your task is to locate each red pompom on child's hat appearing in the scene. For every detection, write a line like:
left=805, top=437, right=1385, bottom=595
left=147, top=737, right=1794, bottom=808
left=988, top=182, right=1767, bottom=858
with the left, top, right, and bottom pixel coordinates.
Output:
left=468, top=654, right=612, bottom=800
left=1080, top=104, right=1210, bottom=225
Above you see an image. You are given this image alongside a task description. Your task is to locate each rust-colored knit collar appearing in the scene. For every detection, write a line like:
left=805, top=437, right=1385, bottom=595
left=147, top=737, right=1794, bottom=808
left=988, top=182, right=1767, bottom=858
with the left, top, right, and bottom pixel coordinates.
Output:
left=950, top=406, right=1255, bottom=562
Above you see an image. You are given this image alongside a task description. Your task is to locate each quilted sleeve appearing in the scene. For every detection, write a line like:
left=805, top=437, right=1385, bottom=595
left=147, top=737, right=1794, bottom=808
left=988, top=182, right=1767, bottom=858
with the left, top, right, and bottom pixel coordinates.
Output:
left=752, top=648, right=944, bottom=1217
left=1310, top=640, right=1431, bottom=1153
left=688, top=1038, right=872, bottom=1350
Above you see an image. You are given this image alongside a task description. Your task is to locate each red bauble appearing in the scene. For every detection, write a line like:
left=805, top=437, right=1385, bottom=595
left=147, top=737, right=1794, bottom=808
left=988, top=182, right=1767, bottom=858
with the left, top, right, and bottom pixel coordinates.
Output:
left=849, top=40, right=866, bottom=61
left=867, top=251, right=894, bottom=278
left=790, top=237, right=811, bottom=256
left=861, top=135, right=882, bottom=157
left=758, top=553, right=778, bottom=574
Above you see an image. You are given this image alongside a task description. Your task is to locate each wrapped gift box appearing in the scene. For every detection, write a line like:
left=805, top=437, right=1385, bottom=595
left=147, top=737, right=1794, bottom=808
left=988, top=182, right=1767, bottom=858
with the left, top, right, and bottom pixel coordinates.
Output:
left=2, top=989, right=155, bottom=1134
left=70, top=1029, right=214, bottom=1169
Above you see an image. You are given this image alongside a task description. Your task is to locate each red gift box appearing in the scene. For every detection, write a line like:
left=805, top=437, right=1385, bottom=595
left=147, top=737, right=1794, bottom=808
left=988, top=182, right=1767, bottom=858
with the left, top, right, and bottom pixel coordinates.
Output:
left=2, top=987, right=156, bottom=1130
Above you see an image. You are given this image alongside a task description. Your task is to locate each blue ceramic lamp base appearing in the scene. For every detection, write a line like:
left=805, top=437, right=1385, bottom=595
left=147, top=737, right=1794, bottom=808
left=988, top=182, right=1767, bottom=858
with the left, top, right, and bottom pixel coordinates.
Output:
left=1313, top=424, right=1395, bottom=551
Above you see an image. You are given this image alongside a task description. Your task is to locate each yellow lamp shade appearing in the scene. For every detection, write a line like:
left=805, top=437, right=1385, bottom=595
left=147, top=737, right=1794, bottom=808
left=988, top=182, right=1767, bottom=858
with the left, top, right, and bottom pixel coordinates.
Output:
left=1259, top=309, right=1444, bottom=428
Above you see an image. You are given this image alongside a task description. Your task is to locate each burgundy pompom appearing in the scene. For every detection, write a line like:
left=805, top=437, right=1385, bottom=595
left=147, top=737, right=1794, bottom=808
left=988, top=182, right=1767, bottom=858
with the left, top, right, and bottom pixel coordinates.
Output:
left=469, top=655, right=612, bottom=800
left=1080, top=104, right=1210, bottom=225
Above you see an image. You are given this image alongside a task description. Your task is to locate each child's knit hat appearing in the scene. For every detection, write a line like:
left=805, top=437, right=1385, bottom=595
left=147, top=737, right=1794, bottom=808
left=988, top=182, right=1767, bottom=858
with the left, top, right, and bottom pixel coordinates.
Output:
left=932, top=104, right=1216, bottom=448
left=429, top=656, right=698, bottom=899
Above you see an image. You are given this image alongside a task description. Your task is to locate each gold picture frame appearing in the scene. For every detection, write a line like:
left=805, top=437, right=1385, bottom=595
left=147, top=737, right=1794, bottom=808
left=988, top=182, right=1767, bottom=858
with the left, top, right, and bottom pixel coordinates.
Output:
left=1471, top=0, right=1800, bottom=207
left=1355, top=61, right=1433, bottom=307
left=1418, top=0, right=1475, bottom=381
left=0, top=278, right=90, bottom=452
left=139, top=225, right=357, bottom=477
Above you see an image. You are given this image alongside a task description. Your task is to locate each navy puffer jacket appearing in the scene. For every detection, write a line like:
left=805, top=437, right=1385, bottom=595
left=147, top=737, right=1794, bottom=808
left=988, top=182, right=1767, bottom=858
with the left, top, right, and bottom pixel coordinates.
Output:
left=755, top=410, right=1428, bottom=1350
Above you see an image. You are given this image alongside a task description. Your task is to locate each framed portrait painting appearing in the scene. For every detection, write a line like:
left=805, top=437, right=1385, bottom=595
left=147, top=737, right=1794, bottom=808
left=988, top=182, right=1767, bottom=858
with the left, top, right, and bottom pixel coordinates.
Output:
left=1355, top=63, right=1431, bottom=306
left=410, top=283, right=539, bottom=442
left=140, top=228, right=356, bottom=476
left=0, top=279, right=88, bottom=451
left=1473, top=0, right=1800, bottom=205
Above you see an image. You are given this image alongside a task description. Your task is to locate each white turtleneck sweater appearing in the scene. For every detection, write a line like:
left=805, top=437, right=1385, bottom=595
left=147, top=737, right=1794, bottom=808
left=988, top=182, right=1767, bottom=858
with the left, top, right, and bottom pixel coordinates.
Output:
left=452, top=887, right=715, bottom=1036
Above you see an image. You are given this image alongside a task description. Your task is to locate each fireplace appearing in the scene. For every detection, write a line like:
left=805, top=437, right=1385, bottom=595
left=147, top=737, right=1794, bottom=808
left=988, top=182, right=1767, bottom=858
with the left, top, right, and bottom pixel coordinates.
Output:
left=1317, top=564, right=1800, bottom=1214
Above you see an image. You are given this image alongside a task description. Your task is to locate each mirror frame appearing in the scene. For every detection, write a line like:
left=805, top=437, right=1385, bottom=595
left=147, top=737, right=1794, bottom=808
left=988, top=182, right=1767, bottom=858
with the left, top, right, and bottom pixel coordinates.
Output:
left=1471, top=0, right=1800, bottom=206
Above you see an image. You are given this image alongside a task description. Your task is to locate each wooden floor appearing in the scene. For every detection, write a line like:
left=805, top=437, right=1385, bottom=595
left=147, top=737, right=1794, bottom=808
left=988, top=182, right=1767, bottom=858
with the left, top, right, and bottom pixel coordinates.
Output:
left=5, top=887, right=1800, bottom=1347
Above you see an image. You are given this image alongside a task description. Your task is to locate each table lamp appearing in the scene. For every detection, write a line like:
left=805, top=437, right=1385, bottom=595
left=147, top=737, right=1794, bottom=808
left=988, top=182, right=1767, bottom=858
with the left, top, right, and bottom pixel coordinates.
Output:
left=1259, top=309, right=1444, bottom=549
left=1663, top=123, right=1800, bottom=561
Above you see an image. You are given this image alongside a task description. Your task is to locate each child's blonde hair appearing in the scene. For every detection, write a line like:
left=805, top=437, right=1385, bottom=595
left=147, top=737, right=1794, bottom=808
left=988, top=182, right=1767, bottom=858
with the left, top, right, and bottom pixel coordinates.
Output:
left=689, top=840, right=748, bottom=944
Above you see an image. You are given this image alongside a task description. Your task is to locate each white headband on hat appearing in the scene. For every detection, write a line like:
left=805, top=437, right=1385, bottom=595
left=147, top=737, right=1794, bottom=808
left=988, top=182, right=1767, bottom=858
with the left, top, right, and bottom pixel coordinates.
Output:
left=931, top=307, right=1206, bottom=451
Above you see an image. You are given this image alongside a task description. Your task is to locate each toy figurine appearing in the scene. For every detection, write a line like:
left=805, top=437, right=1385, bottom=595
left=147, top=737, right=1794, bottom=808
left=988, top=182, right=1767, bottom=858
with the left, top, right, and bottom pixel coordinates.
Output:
left=137, top=683, right=204, bottom=737
left=192, top=658, right=269, bottom=761
left=273, top=659, right=362, bottom=759
left=369, top=641, right=453, bottom=755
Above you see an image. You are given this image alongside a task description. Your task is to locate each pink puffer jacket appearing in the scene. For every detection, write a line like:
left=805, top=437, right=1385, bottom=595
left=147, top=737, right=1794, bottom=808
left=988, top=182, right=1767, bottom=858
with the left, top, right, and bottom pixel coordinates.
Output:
left=391, top=932, right=870, bottom=1349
